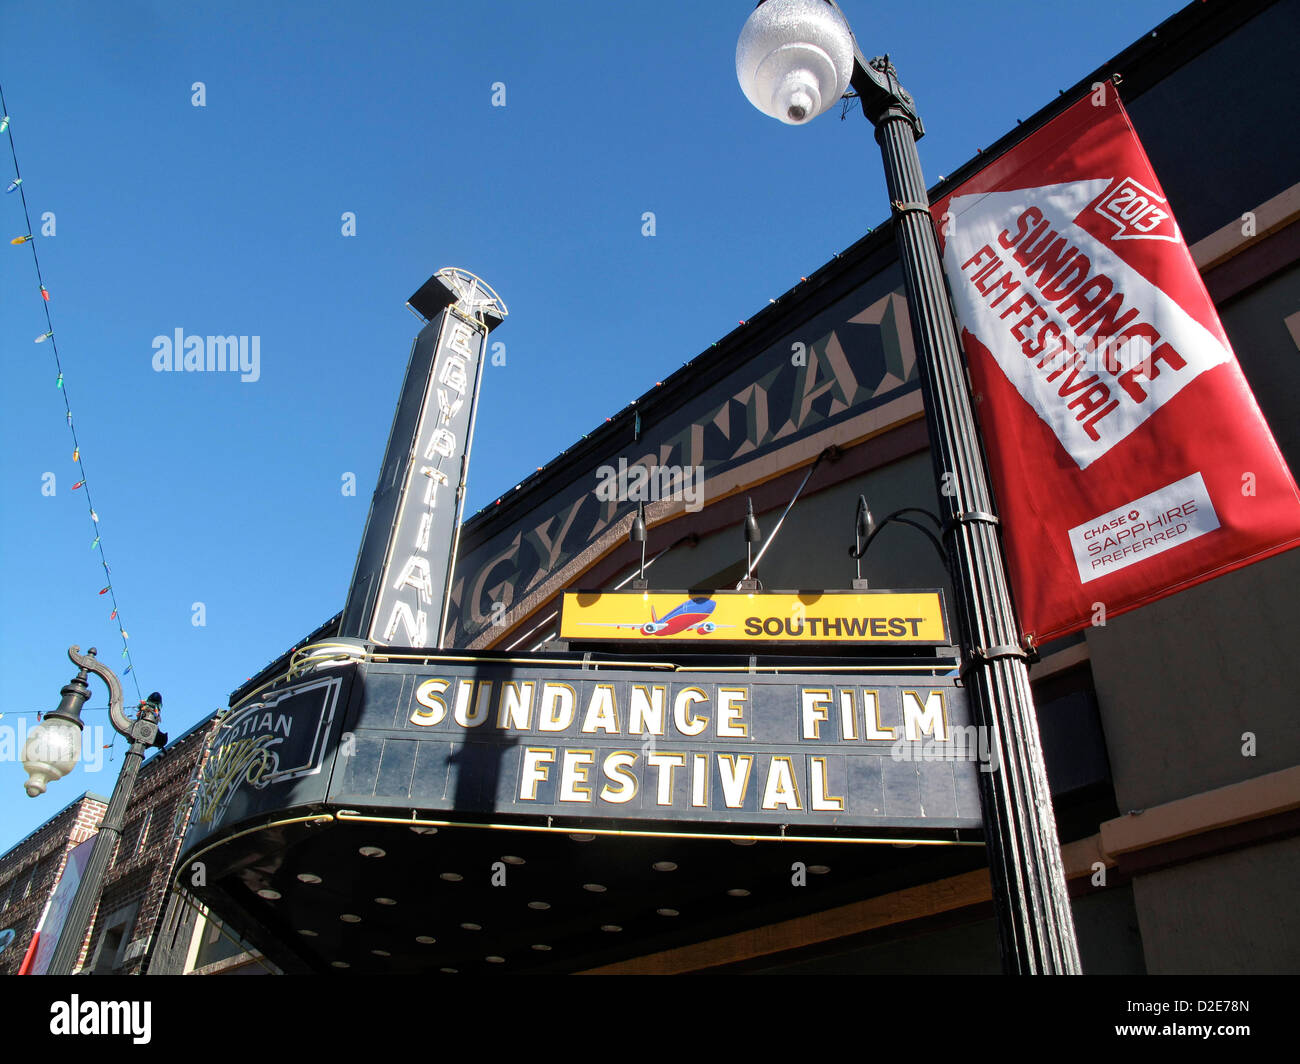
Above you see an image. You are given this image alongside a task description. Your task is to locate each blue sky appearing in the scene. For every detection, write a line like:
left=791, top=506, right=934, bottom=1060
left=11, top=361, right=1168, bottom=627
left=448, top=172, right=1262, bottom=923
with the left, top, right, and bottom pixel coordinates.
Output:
left=0, top=0, right=1188, bottom=852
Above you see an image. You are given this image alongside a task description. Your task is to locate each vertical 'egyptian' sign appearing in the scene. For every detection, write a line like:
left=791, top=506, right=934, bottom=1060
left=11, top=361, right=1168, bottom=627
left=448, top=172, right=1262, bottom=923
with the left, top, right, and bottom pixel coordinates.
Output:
left=340, top=268, right=507, bottom=648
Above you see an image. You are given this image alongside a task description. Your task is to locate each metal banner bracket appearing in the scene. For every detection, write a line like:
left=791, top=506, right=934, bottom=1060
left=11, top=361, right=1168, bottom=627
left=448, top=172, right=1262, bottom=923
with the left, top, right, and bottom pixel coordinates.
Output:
left=890, top=199, right=931, bottom=219
left=960, top=642, right=1031, bottom=680
left=941, top=510, right=1000, bottom=540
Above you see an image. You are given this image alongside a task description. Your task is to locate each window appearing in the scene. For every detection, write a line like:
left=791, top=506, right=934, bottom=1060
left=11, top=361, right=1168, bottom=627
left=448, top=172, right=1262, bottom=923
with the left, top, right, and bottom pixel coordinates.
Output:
left=92, top=927, right=125, bottom=974
left=134, top=811, right=154, bottom=856
left=89, top=904, right=139, bottom=975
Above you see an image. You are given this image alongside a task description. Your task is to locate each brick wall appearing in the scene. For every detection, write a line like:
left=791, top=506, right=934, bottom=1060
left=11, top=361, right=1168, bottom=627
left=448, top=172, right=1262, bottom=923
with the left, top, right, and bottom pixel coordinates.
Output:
left=79, top=717, right=221, bottom=975
left=0, top=793, right=106, bottom=975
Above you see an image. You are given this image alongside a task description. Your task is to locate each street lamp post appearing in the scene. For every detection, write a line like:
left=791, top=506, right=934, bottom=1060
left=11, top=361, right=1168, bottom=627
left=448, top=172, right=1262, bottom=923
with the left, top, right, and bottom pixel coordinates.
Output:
left=22, top=646, right=166, bottom=975
left=737, top=0, right=1081, bottom=973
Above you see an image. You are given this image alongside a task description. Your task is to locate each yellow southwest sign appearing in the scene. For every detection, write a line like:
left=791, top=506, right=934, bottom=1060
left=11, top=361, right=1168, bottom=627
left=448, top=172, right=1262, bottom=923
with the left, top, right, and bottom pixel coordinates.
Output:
left=559, top=590, right=949, bottom=644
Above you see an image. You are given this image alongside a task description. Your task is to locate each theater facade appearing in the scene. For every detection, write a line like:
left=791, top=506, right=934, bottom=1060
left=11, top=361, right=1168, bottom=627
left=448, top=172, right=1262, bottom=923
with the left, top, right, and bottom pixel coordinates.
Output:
left=170, top=0, right=1300, bottom=974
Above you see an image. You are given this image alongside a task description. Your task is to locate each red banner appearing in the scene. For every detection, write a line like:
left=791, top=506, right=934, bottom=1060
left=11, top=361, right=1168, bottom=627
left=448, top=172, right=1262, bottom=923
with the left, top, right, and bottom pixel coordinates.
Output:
left=932, top=88, right=1300, bottom=642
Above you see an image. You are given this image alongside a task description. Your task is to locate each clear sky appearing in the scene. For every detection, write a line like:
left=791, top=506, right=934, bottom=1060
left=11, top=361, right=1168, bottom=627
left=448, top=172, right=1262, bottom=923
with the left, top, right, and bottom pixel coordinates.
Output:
left=0, top=0, right=1189, bottom=853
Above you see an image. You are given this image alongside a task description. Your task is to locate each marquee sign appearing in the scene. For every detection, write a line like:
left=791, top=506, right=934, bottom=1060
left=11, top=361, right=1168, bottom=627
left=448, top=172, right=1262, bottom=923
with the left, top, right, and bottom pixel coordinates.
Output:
left=558, top=590, right=950, bottom=645
left=186, top=674, right=343, bottom=839
left=340, top=269, right=507, bottom=649
left=331, top=658, right=983, bottom=832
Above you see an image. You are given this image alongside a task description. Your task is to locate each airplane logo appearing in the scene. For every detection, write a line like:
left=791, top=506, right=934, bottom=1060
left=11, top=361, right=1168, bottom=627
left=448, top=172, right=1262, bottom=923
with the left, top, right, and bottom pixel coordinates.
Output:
left=579, top=596, right=733, bottom=636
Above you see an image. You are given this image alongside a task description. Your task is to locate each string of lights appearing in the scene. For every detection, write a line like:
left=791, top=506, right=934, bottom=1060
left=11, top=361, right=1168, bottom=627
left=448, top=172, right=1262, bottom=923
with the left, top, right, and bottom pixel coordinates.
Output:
left=2, top=82, right=146, bottom=712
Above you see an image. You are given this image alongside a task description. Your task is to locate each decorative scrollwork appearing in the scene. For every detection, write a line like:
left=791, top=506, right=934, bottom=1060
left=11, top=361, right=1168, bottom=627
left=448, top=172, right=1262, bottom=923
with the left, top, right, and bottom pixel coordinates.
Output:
left=67, top=644, right=127, bottom=737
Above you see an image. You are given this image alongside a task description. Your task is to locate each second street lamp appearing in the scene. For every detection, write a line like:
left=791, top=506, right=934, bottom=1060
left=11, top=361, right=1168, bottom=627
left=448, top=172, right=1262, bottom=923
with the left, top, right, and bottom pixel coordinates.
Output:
left=24, top=645, right=167, bottom=975
left=737, top=0, right=1081, bottom=974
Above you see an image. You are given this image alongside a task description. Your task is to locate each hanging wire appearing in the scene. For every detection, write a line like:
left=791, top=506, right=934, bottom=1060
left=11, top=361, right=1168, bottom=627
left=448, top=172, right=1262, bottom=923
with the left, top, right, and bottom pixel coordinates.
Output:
left=1, top=82, right=145, bottom=704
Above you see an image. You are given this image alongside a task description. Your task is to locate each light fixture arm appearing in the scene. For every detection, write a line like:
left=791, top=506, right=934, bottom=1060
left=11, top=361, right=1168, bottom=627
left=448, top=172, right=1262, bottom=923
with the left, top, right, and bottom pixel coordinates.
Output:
left=742, top=446, right=835, bottom=584
left=850, top=507, right=947, bottom=572
left=67, top=644, right=127, bottom=738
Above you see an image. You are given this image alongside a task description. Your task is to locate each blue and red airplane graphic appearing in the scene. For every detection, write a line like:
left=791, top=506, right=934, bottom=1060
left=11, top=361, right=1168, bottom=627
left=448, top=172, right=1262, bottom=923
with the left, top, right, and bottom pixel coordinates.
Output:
left=580, top=596, right=733, bottom=636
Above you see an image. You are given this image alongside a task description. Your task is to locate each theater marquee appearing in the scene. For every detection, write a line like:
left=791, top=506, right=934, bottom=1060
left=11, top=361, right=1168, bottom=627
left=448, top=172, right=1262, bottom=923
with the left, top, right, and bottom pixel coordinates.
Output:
left=329, top=657, right=981, bottom=833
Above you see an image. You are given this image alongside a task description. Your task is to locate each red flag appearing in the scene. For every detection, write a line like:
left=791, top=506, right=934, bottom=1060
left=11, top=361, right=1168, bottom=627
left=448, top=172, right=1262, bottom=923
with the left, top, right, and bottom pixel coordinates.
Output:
left=932, top=89, right=1300, bottom=642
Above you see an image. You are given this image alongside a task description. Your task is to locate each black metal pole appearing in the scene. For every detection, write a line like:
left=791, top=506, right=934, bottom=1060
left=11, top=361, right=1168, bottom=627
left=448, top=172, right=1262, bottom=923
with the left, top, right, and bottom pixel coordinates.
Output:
left=46, top=684, right=162, bottom=975
left=852, top=56, right=1081, bottom=973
